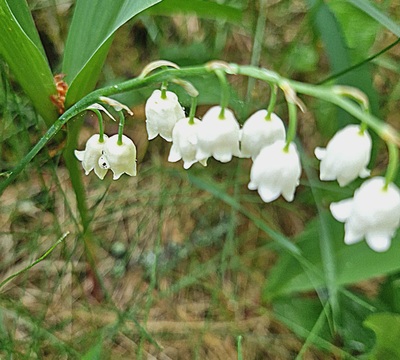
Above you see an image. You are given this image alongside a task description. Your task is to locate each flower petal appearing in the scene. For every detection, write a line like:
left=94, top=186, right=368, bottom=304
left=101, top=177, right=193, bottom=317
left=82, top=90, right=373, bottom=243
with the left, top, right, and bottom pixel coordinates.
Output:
left=365, top=231, right=392, bottom=252
left=74, top=150, right=84, bottom=162
left=314, top=147, right=326, bottom=160
left=330, top=199, right=353, bottom=222
left=168, top=144, right=182, bottom=163
left=258, top=185, right=281, bottom=203
left=146, top=121, right=158, bottom=140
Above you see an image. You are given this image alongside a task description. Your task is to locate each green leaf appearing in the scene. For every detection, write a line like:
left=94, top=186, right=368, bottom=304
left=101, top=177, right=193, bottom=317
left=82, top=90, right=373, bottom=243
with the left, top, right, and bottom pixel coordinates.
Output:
left=309, top=0, right=381, bottom=153
left=364, top=313, right=400, bottom=360
left=145, top=0, right=243, bottom=23
left=6, top=0, right=46, bottom=56
left=0, top=0, right=57, bottom=125
left=62, top=0, right=161, bottom=105
left=264, top=212, right=400, bottom=300
left=347, top=0, right=400, bottom=37
left=274, top=295, right=376, bottom=356
left=328, top=1, right=380, bottom=62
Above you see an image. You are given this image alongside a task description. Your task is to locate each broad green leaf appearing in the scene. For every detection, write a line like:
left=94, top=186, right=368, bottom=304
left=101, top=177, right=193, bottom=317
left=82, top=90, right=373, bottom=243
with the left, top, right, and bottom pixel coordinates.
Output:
left=309, top=0, right=381, bottom=160
left=64, top=36, right=114, bottom=106
left=328, top=1, right=380, bottom=62
left=0, top=0, right=57, bottom=125
left=308, top=0, right=353, bottom=128
left=347, top=0, right=400, bottom=37
left=145, top=0, right=243, bottom=24
left=264, top=212, right=400, bottom=300
left=62, top=0, right=161, bottom=105
left=364, top=313, right=400, bottom=360
left=6, top=0, right=46, bottom=57
left=274, top=295, right=375, bottom=355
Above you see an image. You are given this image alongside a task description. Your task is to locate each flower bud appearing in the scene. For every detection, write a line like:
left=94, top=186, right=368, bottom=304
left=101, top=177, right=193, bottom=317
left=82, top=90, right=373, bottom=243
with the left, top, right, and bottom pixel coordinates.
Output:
left=195, top=106, right=241, bottom=163
left=240, top=110, right=286, bottom=159
left=248, top=140, right=301, bottom=202
left=330, top=177, right=400, bottom=252
left=75, top=134, right=109, bottom=179
left=145, top=89, right=185, bottom=142
left=168, top=117, right=206, bottom=169
left=101, top=134, right=137, bottom=180
left=315, top=125, right=372, bottom=187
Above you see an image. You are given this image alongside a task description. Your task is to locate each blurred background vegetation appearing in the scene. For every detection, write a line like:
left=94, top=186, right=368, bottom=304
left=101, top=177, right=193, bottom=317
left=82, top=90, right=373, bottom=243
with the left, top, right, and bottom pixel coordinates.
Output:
left=1, top=0, right=400, bottom=358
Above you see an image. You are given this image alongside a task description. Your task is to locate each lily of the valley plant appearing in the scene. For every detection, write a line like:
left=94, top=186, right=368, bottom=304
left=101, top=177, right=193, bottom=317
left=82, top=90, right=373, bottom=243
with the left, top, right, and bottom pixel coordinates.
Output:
left=59, top=61, right=400, bottom=253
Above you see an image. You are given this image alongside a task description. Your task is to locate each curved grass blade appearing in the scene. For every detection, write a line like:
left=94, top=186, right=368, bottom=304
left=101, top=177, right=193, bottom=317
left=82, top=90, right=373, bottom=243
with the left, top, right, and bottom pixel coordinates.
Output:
left=347, top=0, right=400, bottom=37
left=0, top=0, right=58, bottom=125
left=0, top=232, right=69, bottom=290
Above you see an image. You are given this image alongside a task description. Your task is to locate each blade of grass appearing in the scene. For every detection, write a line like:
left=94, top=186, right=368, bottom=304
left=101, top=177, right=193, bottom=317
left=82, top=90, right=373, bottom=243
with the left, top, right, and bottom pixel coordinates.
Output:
left=0, top=304, right=80, bottom=357
left=303, top=152, right=339, bottom=329
left=0, top=232, right=69, bottom=290
left=273, top=302, right=358, bottom=359
left=295, top=302, right=331, bottom=360
left=347, top=0, right=400, bottom=37
left=318, top=38, right=400, bottom=85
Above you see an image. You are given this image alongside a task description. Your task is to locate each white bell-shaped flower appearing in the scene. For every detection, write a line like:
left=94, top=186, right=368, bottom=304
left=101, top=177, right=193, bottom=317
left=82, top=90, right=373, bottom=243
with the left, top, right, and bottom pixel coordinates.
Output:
left=195, top=106, right=241, bottom=163
left=330, top=177, right=400, bottom=252
left=240, top=110, right=286, bottom=159
left=75, top=134, right=109, bottom=180
left=99, top=134, right=137, bottom=180
left=248, top=140, right=302, bottom=202
left=315, top=125, right=372, bottom=187
left=168, top=117, right=207, bottom=169
left=145, top=89, right=185, bottom=142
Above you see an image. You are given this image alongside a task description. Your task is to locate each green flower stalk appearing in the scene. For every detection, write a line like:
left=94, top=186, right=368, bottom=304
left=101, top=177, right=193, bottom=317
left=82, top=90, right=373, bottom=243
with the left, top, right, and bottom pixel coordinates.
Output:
left=214, top=69, right=230, bottom=119
left=266, top=84, right=278, bottom=120
left=188, top=95, right=198, bottom=125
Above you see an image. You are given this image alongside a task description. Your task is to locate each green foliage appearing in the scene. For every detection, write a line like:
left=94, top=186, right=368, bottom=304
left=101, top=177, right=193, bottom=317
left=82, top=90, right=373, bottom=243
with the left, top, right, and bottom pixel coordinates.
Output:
left=0, top=0, right=57, bottom=125
left=264, top=214, right=400, bottom=300
left=1, top=0, right=400, bottom=358
left=146, top=0, right=243, bottom=23
left=328, top=1, right=379, bottom=62
left=63, top=0, right=161, bottom=105
left=364, top=313, right=400, bottom=359
left=348, top=0, right=400, bottom=37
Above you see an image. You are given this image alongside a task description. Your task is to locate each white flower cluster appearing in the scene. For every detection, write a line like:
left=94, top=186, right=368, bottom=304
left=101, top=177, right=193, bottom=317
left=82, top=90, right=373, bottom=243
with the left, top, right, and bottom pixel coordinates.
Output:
left=76, top=89, right=400, bottom=252
left=314, top=124, right=400, bottom=252
left=144, top=89, right=400, bottom=252
left=145, top=90, right=301, bottom=204
left=75, top=132, right=137, bottom=180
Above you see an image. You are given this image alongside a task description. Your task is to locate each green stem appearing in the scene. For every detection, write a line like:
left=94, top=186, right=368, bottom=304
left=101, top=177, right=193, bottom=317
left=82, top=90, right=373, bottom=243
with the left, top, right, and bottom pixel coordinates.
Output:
left=266, top=84, right=277, bottom=120
left=215, top=69, right=230, bottom=118
left=245, top=0, right=267, bottom=104
left=385, top=142, right=399, bottom=189
left=237, top=335, right=243, bottom=360
left=63, top=119, right=105, bottom=299
left=284, top=100, right=297, bottom=151
left=1, top=63, right=399, bottom=195
left=160, top=81, right=168, bottom=99
left=117, top=111, right=125, bottom=145
left=0, top=232, right=68, bottom=290
left=359, top=110, right=369, bottom=133
left=188, top=96, right=198, bottom=125
left=318, top=38, right=400, bottom=85
left=91, top=108, right=105, bottom=142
